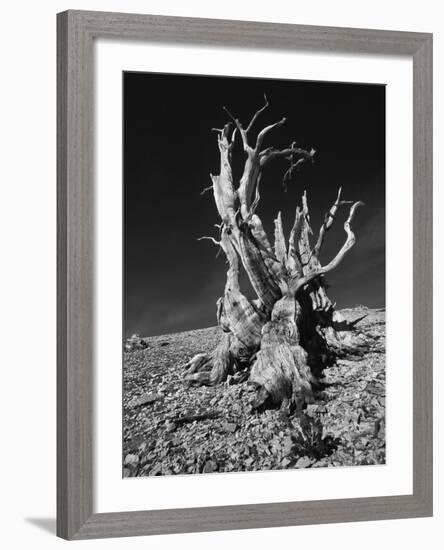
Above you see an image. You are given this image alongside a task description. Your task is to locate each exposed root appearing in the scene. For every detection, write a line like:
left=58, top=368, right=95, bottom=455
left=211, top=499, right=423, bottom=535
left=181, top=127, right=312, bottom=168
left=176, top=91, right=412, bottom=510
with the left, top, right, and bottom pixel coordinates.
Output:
left=183, top=353, right=212, bottom=374
left=321, top=311, right=367, bottom=352
left=185, top=332, right=233, bottom=386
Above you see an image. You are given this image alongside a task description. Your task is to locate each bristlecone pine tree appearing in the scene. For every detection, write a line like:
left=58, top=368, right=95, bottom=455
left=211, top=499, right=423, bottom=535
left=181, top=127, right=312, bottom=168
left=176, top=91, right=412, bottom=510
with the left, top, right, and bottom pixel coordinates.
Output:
left=184, top=96, right=365, bottom=413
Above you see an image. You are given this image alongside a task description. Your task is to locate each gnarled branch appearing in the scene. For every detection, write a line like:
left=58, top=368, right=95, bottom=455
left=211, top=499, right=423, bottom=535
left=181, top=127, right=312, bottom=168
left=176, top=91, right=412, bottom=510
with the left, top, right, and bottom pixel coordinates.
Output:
left=246, top=93, right=269, bottom=133
left=293, top=201, right=364, bottom=293
left=256, top=117, right=287, bottom=150
left=260, top=144, right=315, bottom=167
left=312, top=187, right=354, bottom=257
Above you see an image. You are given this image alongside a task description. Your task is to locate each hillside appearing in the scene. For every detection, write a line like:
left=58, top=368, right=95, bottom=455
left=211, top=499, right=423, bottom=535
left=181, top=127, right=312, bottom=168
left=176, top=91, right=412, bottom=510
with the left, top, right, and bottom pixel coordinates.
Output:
left=123, top=306, right=385, bottom=476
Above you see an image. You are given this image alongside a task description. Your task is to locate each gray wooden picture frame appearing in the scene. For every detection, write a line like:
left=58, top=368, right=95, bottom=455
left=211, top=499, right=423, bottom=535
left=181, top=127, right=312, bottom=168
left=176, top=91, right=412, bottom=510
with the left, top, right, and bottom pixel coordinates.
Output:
left=57, top=9, right=433, bottom=540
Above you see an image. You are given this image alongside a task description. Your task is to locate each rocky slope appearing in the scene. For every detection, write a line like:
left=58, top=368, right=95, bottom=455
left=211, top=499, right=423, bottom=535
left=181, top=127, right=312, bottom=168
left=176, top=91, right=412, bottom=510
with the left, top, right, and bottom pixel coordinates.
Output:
left=123, top=306, right=385, bottom=477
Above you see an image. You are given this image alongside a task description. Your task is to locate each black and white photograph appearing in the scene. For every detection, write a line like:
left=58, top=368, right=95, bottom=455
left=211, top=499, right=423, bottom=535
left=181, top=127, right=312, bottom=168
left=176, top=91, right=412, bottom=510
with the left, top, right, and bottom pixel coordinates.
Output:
left=122, top=72, right=386, bottom=477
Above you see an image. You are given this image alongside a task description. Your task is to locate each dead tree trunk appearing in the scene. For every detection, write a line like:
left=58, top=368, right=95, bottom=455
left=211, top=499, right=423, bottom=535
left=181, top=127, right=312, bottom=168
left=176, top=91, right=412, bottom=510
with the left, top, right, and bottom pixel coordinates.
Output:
left=184, top=96, right=364, bottom=412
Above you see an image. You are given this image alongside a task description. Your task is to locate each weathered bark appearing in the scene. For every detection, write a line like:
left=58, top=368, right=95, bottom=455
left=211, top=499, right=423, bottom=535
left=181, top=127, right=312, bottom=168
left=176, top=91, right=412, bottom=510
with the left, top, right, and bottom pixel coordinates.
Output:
left=184, top=332, right=234, bottom=386
left=185, top=97, right=364, bottom=411
left=249, top=290, right=314, bottom=412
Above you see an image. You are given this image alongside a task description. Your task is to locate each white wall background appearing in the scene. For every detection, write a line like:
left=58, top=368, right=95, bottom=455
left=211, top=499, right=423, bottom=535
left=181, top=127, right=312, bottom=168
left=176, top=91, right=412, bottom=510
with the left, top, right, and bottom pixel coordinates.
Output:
left=0, top=1, right=441, bottom=548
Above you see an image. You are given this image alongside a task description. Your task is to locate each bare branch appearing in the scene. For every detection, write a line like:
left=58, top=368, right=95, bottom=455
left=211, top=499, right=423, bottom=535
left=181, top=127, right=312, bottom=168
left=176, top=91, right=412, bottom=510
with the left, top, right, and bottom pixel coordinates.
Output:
left=223, top=105, right=248, bottom=150
left=256, top=117, right=286, bottom=150
left=246, top=94, right=269, bottom=133
left=223, top=95, right=271, bottom=152
left=273, top=212, right=287, bottom=263
left=287, top=206, right=303, bottom=274
left=313, top=187, right=357, bottom=257
left=302, top=190, right=309, bottom=215
left=283, top=157, right=307, bottom=190
left=260, top=144, right=315, bottom=167
left=289, top=206, right=303, bottom=248
left=301, top=190, right=313, bottom=236
left=200, top=184, right=213, bottom=196
left=211, top=129, right=237, bottom=225
left=198, top=236, right=221, bottom=246
left=230, top=127, right=238, bottom=147
left=293, top=201, right=364, bottom=293
left=238, top=153, right=261, bottom=219
left=313, top=186, right=342, bottom=256
left=246, top=172, right=262, bottom=220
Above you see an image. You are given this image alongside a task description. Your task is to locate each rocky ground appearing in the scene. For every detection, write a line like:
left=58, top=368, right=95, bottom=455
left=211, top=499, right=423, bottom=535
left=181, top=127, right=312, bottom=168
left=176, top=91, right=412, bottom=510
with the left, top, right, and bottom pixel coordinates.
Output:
left=123, top=306, right=385, bottom=477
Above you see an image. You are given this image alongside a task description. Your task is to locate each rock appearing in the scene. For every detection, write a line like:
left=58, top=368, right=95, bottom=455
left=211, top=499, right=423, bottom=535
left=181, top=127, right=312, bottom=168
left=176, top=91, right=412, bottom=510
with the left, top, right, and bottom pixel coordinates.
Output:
left=149, top=464, right=162, bottom=476
left=124, top=334, right=148, bottom=352
left=222, top=422, right=238, bottom=433
left=124, top=453, right=139, bottom=467
left=295, top=456, right=312, bottom=468
left=281, top=457, right=291, bottom=468
left=282, top=436, right=293, bottom=456
left=128, top=392, right=163, bottom=408
left=165, top=421, right=176, bottom=433
left=305, top=404, right=318, bottom=417
left=203, top=460, right=218, bottom=473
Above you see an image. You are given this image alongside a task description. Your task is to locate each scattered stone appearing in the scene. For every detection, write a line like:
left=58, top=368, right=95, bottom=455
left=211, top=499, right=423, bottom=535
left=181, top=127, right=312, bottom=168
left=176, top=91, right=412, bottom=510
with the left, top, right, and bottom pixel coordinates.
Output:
left=295, top=456, right=312, bottom=468
left=282, top=436, right=293, bottom=456
left=123, top=309, right=386, bottom=476
left=124, top=453, right=139, bottom=467
left=203, top=460, right=218, bottom=473
left=124, top=334, right=148, bottom=352
left=175, top=410, right=220, bottom=425
left=128, top=392, right=163, bottom=408
left=149, top=464, right=162, bottom=476
left=221, top=422, right=238, bottom=433
left=305, top=404, right=318, bottom=417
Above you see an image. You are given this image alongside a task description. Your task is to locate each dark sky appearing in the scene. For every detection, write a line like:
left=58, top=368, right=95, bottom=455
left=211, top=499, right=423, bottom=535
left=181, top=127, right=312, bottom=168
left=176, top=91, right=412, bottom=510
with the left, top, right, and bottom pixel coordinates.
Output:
left=124, top=72, right=385, bottom=338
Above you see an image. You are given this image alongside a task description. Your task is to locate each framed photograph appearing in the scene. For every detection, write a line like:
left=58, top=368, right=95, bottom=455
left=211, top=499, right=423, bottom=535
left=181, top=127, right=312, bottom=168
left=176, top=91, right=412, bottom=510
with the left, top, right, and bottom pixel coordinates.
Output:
left=57, top=10, right=433, bottom=540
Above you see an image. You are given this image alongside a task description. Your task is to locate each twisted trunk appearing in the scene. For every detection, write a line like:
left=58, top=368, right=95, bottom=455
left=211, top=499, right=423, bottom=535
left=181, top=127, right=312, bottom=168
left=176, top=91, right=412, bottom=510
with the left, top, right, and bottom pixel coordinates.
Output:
left=185, top=97, right=364, bottom=411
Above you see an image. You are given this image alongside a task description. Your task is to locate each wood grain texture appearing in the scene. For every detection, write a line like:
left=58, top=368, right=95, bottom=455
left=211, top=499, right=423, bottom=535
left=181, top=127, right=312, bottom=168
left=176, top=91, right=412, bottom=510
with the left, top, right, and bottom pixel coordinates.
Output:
left=57, top=10, right=94, bottom=540
left=70, top=9, right=429, bottom=54
left=412, top=34, right=433, bottom=513
left=73, top=494, right=430, bottom=540
left=56, top=9, right=433, bottom=540
left=57, top=11, right=68, bottom=538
